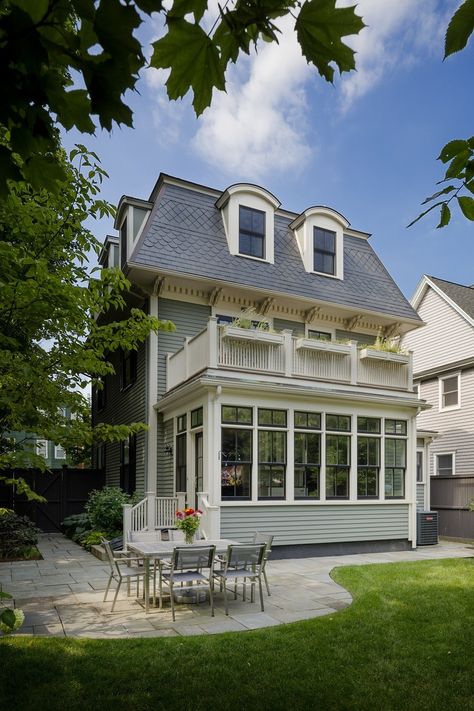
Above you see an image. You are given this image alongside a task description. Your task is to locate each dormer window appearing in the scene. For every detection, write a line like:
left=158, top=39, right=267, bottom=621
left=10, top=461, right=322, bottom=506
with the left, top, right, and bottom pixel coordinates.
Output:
left=313, top=227, right=336, bottom=275
left=290, top=206, right=349, bottom=279
left=239, top=206, right=265, bottom=259
left=216, top=184, right=280, bottom=264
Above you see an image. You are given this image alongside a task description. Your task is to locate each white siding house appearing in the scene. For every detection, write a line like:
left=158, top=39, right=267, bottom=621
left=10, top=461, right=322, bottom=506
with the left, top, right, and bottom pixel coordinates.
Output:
left=93, top=174, right=426, bottom=555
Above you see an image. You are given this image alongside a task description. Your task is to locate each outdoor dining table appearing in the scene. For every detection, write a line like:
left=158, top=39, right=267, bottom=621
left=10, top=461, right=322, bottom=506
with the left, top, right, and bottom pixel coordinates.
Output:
left=127, top=539, right=239, bottom=613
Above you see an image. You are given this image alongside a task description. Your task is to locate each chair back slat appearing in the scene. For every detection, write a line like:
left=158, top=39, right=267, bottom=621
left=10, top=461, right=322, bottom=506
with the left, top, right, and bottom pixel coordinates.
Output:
left=101, top=538, right=120, bottom=575
left=172, top=545, right=215, bottom=572
left=226, top=543, right=265, bottom=571
left=252, top=532, right=274, bottom=552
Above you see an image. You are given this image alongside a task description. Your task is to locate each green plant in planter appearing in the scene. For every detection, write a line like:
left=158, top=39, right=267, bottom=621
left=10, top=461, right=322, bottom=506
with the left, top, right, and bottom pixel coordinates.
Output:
left=229, top=307, right=275, bottom=332
left=368, top=334, right=408, bottom=355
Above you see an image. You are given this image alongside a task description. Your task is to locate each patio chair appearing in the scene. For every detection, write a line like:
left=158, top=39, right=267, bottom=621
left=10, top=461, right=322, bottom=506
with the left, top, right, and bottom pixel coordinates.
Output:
left=158, top=545, right=216, bottom=622
left=101, top=538, right=148, bottom=612
left=214, top=543, right=266, bottom=615
left=252, top=532, right=274, bottom=596
left=126, top=530, right=163, bottom=605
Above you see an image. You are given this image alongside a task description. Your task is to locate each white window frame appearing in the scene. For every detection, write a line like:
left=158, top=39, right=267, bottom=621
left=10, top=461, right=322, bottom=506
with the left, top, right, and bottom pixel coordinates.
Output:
left=304, top=324, right=336, bottom=340
left=439, top=372, right=461, bottom=411
left=217, top=185, right=280, bottom=265
left=54, top=445, right=66, bottom=460
left=212, top=307, right=273, bottom=330
left=434, top=452, right=455, bottom=476
left=416, top=448, right=424, bottom=483
left=36, top=439, right=48, bottom=458
left=290, top=207, right=348, bottom=279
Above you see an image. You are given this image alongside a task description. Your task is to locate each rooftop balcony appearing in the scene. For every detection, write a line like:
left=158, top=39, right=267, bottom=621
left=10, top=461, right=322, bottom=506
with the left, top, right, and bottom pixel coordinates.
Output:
left=166, top=318, right=414, bottom=394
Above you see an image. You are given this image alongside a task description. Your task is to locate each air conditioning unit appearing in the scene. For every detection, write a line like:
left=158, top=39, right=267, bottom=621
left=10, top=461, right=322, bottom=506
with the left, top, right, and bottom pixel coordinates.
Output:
left=417, top=511, right=439, bottom=546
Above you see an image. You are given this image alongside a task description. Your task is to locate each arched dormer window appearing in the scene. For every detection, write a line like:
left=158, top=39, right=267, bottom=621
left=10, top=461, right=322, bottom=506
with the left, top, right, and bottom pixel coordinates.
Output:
left=290, top=207, right=350, bottom=280
left=216, top=184, right=281, bottom=264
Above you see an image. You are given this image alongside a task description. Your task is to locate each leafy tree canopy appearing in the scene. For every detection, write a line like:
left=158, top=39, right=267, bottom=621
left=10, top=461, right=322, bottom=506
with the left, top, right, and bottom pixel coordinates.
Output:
left=0, top=144, right=174, bottom=496
left=0, top=0, right=365, bottom=194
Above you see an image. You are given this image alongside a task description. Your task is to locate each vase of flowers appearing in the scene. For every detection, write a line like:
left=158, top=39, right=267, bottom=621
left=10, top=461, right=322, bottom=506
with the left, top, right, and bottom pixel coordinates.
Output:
left=175, top=507, right=202, bottom=544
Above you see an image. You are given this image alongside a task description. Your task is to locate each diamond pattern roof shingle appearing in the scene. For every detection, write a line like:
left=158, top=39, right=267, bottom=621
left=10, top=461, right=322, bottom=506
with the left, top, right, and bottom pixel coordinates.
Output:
left=133, top=182, right=421, bottom=322
left=429, top=276, right=474, bottom=321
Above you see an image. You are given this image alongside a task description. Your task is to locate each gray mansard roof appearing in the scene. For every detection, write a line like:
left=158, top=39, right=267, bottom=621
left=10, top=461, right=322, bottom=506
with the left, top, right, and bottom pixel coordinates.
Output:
left=131, top=179, right=421, bottom=323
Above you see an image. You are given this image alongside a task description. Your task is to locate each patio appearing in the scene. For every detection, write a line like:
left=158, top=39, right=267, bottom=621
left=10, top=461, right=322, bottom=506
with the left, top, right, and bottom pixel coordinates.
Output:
left=1, top=534, right=471, bottom=639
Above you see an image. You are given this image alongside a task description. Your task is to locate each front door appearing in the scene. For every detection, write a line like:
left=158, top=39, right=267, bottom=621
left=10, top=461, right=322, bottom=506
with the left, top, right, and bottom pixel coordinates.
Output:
left=195, top=432, right=203, bottom=509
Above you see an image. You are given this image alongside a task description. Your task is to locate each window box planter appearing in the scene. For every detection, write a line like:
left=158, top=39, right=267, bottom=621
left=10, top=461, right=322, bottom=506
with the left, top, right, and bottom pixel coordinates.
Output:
left=295, top=338, right=351, bottom=356
left=221, top=326, right=285, bottom=344
left=359, top=347, right=410, bottom=364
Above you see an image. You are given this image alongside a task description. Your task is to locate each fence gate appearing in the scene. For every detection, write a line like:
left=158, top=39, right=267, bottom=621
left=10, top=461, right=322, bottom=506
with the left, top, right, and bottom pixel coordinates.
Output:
left=430, top=475, right=474, bottom=540
left=0, top=467, right=105, bottom=532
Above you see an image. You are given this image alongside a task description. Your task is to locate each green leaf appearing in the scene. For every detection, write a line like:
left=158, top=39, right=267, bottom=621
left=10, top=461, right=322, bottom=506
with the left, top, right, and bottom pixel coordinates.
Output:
left=151, top=18, right=226, bottom=115
left=445, top=150, right=471, bottom=180
left=0, top=608, right=16, bottom=630
left=296, top=0, right=365, bottom=82
left=438, top=139, right=469, bottom=163
left=437, top=203, right=451, bottom=228
left=168, top=0, right=208, bottom=22
left=445, top=0, right=474, bottom=57
left=457, top=195, right=474, bottom=220
left=407, top=201, right=446, bottom=228
left=421, top=185, right=456, bottom=204
left=55, top=90, right=95, bottom=133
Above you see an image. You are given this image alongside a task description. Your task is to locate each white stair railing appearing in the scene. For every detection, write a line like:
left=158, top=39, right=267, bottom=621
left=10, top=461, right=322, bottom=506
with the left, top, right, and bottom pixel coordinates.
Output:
left=131, top=498, right=148, bottom=532
left=156, top=497, right=179, bottom=528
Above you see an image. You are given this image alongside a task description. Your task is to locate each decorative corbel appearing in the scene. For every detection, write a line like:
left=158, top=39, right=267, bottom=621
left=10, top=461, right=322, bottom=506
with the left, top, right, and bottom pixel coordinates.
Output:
left=209, top=287, right=223, bottom=307
left=384, top=322, right=402, bottom=338
left=345, top=314, right=363, bottom=331
left=152, top=276, right=166, bottom=296
left=258, top=297, right=275, bottom=316
left=304, top=306, right=321, bottom=324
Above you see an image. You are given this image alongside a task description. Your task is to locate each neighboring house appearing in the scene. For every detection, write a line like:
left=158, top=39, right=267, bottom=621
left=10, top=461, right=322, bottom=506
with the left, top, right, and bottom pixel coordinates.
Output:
left=402, top=275, right=474, bottom=537
left=92, top=174, right=425, bottom=554
left=9, top=408, right=72, bottom=469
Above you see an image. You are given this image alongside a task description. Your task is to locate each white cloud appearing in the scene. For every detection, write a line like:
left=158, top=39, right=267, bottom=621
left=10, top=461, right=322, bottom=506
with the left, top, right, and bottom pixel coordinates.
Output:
left=339, top=0, right=453, bottom=109
left=144, top=1, right=454, bottom=178
left=193, top=18, right=312, bottom=179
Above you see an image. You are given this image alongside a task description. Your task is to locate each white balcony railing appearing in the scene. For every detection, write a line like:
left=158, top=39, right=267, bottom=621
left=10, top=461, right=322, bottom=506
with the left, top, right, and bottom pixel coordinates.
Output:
left=166, top=318, right=413, bottom=393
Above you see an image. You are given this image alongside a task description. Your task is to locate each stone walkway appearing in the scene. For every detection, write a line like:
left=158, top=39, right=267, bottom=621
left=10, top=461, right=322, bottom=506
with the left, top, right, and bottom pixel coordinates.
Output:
left=0, top=534, right=471, bottom=638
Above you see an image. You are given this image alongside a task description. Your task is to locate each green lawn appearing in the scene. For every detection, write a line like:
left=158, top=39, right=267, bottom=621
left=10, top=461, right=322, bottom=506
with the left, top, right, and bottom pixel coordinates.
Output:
left=2, top=558, right=473, bottom=711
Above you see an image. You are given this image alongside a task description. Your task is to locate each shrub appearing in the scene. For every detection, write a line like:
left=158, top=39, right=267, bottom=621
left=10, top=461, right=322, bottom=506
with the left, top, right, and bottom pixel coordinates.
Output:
left=61, top=512, right=92, bottom=540
left=0, top=511, right=39, bottom=559
left=85, top=486, right=135, bottom=532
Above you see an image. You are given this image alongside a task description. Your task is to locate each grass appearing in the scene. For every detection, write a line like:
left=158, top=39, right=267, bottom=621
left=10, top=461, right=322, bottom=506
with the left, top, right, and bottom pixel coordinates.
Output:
left=1, top=558, right=473, bottom=711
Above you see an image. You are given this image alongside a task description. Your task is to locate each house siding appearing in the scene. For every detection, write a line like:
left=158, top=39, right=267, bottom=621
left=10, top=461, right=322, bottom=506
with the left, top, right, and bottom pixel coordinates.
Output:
left=157, top=298, right=211, bottom=396
left=220, top=504, right=410, bottom=545
left=157, top=417, right=174, bottom=496
left=92, top=340, right=147, bottom=492
left=417, top=370, right=474, bottom=477
left=403, top=287, right=474, bottom=373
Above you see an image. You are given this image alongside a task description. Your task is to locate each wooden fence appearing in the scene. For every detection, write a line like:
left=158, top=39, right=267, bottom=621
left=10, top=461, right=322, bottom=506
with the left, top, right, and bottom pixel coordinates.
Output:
left=0, top=467, right=105, bottom=532
left=430, top=475, right=474, bottom=540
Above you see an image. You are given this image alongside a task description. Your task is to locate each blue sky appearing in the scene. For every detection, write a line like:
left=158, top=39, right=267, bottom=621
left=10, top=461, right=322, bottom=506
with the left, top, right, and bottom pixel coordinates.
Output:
left=63, top=0, right=473, bottom=300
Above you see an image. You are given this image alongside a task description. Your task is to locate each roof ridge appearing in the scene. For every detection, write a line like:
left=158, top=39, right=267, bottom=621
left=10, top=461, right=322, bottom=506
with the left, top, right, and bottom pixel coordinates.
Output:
left=428, top=275, right=474, bottom=290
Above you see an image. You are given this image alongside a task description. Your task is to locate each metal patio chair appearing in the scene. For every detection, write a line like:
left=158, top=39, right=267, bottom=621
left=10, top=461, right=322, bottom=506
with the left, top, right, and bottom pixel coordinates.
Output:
left=102, top=538, right=148, bottom=612
left=158, top=545, right=216, bottom=621
left=252, top=532, right=274, bottom=596
left=214, top=543, right=266, bottom=615
left=126, top=530, right=164, bottom=605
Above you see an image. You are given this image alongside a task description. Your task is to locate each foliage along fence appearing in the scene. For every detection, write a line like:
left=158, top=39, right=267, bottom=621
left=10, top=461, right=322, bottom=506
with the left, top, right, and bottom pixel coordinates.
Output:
left=430, top=475, right=474, bottom=540
left=0, top=467, right=105, bottom=533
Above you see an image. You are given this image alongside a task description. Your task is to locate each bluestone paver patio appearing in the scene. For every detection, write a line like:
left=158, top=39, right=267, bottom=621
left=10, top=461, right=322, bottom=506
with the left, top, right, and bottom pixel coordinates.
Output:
left=0, top=534, right=471, bottom=638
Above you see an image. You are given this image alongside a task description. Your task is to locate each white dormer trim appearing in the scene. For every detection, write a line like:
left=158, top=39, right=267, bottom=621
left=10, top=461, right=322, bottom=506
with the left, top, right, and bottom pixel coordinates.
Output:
left=114, top=196, right=153, bottom=267
left=290, top=206, right=349, bottom=280
left=216, top=184, right=281, bottom=264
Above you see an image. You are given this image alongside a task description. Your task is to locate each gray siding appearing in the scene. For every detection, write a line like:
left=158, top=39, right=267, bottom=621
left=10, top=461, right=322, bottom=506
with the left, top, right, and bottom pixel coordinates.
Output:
left=157, top=298, right=211, bottom=396
left=417, top=370, right=474, bottom=477
left=403, top=287, right=474, bottom=374
left=157, top=417, right=174, bottom=496
left=336, top=330, right=376, bottom=345
left=92, top=340, right=147, bottom=492
left=416, top=483, right=425, bottom=509
left=220, top=504, right=409, bottom=545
